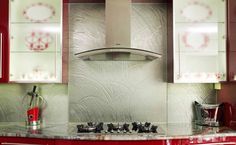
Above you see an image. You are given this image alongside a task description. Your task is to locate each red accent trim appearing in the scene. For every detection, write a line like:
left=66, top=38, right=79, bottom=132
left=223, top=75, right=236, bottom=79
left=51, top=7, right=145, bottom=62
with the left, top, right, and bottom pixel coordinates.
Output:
left=0, top=0, right=9, bottom=83
left=167, top=0, right=173, bottom=82
left=66, top=0, right=166, bottom=3
left=62, top=0, right=69, bottom=83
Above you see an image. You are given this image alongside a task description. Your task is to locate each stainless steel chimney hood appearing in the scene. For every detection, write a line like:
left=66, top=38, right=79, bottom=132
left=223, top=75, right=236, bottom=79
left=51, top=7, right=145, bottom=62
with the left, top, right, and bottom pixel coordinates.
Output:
left=74, top=0, right=162, bottom=61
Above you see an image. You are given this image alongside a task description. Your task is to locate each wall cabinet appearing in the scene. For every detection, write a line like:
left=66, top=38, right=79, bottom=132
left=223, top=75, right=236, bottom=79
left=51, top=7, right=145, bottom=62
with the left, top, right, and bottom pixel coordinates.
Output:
left=9, top=0, right=66, bottom=83
left=168, top=0, right=227, bottom=83
left=0, top=0, right=9, bottom=83
left=0, top=0, right=68, bottom=83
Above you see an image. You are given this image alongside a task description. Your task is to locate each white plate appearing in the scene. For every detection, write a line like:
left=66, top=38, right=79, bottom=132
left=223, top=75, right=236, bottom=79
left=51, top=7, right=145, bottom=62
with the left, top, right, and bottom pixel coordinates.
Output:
left=23, top=2, right=56, bottom=22
left=182, top=32, right=209, bottom=49
left=181, top=1, right=212, bottom=22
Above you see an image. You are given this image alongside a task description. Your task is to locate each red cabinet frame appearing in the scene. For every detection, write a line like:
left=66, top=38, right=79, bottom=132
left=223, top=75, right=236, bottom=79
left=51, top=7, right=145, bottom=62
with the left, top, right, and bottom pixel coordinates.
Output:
left=0, top=0, right=9, bottom=83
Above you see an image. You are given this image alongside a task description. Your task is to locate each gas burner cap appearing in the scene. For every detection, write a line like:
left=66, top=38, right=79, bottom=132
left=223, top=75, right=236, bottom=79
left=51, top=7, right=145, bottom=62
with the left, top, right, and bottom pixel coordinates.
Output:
left=106, top=123, right=130, bottom=133
left=76, top=122, right=158, bottom=133
left=132, top=122, right=158, bottom=133
left=77, top=122, right=103, bottom=133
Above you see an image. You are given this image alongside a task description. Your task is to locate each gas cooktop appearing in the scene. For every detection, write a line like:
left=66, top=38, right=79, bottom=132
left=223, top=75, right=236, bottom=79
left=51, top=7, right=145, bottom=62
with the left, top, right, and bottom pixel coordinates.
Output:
left=77, top=122, right=158, bottom=133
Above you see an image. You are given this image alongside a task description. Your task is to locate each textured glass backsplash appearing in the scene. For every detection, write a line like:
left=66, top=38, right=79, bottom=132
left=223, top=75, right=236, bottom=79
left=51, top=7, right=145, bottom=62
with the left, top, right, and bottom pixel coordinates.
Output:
left=68, top=3, right=216, bottom=123
left=0, top=84, right=68, bottom=124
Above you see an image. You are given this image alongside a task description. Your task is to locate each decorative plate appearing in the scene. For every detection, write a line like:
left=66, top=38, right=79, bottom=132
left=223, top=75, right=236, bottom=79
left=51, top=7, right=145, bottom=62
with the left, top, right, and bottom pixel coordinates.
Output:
left=180, top=1, right=212, bottom=22
left=23, top=2, right=56, bottom=22
left=25, top=31, right=53, bottom=52
left=182, top=32, right=209, bottom=49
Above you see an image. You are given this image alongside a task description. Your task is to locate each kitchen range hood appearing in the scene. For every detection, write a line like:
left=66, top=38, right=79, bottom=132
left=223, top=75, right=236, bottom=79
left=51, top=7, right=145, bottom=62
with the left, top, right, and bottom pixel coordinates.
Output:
left=75, top=0, right=162, bottom=61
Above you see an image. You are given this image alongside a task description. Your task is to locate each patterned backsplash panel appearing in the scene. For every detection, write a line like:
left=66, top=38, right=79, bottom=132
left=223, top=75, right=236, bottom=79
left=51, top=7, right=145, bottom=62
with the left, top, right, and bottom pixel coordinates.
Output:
left=0, top=84, right=68, bottom=124
left=68, top=3, right=216, bottom=123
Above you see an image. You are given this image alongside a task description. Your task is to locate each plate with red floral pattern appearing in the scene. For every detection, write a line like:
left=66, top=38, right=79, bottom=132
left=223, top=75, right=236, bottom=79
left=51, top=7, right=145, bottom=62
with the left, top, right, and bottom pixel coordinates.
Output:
left=180, top=1, right=213, bottom=22
left=23, top=2, right=56, bottom=22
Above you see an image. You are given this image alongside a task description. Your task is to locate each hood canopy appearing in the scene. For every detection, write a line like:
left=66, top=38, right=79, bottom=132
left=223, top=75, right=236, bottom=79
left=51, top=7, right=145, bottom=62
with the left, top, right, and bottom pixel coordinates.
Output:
left=75, top=0, right=162, bottom=61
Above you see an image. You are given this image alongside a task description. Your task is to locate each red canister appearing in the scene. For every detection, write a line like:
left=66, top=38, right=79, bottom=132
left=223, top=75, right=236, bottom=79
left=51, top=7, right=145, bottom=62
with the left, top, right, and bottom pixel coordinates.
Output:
left=27, top=107, right=39, bottom=123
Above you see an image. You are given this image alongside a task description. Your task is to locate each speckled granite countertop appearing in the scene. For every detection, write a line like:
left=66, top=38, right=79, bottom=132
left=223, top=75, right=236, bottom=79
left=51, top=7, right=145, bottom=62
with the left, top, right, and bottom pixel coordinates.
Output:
left=0, top=123, right=235, bottom=140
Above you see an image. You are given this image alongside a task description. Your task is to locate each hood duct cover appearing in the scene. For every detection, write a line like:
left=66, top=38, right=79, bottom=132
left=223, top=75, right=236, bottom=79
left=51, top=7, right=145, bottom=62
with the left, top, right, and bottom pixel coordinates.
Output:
left=75, top=0, right=162, bottom=61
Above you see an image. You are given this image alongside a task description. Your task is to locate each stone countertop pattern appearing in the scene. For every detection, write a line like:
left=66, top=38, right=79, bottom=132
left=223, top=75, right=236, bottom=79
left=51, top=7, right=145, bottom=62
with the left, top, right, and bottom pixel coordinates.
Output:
left=0, top=123, right=235, bottom=140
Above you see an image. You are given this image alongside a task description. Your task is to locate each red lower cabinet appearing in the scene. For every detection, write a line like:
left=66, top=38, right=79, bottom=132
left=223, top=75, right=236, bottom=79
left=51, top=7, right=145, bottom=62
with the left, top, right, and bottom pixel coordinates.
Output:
left=0, top=137, right=235, bottom=145
left=0, top=137, right=55, bottom=145
left=166, top=139, right=182, bottom=145
left=55, top=140, right=119, bottom=145
left=181, top=137, right=236, bottom=145
left=55, top=140, right=166, bottom=145
left=118, top=141, right=166, bottom=145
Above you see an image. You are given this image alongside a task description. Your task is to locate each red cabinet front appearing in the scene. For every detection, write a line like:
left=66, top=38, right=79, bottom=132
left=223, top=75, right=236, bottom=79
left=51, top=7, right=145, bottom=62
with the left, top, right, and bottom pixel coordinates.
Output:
left=228, top=0, right=236, bottom=82
left=0, top=137, right=55, bottom=145
left=181, top=137, right=236, bottom=145
left=0, top=0, right=9, bottom=83
left=55, top=140, right=166, bottom=145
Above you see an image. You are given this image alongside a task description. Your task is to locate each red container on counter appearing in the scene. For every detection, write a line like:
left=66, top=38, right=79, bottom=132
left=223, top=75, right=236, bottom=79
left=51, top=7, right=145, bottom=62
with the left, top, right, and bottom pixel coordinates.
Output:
left=27, top=107, right=39, bottom=123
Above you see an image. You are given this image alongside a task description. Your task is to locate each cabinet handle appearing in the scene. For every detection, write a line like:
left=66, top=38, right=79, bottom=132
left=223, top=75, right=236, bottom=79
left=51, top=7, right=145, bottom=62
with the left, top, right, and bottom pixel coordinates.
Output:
left=1, top=143, right=45, bottom=145
left=0, top=33, right=2, bottom=78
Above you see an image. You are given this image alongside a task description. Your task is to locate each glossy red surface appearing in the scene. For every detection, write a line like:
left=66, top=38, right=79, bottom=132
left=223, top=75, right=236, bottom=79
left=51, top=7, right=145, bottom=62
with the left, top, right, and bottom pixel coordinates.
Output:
left=66, top=0, right=167, bottom=3
left=181, top=137, right=235, bottom=145
left=228, top=0, right=236, bottom=82
left=229, top=0, right=236, bottom=22
left=55, top=140, right=166, bottom=145
left=0, top=137, right=54, bottom=145
left=218, top=83, right=236, bottom=126
left=62, top=0, right=69, bottom=83
left=0, top=0, right=9, bottom=83
left=167, top=0, right=173, bottom=83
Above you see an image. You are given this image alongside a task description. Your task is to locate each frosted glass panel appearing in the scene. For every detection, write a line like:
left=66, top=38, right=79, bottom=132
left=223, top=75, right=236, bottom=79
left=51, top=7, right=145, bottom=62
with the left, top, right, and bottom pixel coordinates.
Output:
left=10, top=0, right=61, bottom=23
left=175, top=23, right=220, bottom=54
left=10, top=24, right=60, bottom=52
left=10, top=52, right=62, bottom=82
left=174, top=52, right=226, bottom=82
left=174, top=0, right=225, bottom=23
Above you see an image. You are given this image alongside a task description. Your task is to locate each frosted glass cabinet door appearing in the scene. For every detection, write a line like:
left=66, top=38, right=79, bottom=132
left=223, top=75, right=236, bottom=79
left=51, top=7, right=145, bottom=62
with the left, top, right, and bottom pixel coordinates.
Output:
left=9, top=0, right=63, bottom=83
left=172, top=0, right=226, bottom=83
